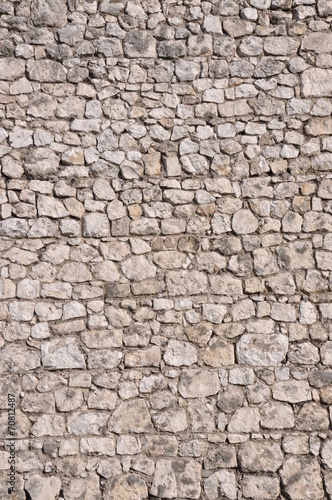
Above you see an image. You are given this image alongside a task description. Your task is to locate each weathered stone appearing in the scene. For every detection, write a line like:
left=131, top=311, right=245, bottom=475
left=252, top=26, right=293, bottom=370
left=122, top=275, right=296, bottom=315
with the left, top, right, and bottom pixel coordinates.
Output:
left=272, top=380, right=311, bottom=403
left=104, top=474, right=148, bottom=500
left=239, top=441, right=283, bottom=472
left=41, top=338, right=86, bottom=369
left=178, top=369, right=220, bottom=398
left=280, top=456, right=324, bottom=499
left=167, top=271, right=208, bottom=295
left=302, top=68, right=332, bottom=97
left=108, top=400, right=153, bottom=433
left=150, top=459, right=201, bottom=499
left=25, top=475, right=61, bottom=500
left=123, top=32, right=156, bottom=58
left=164, top=340, right=197, bottom=367
left=204, top=470, right=237, bottom=500
left=237, top=334, right=288, bottom=366
left=242, top=475, right=280, bottom=500
left=27, top=60, right=67, bottom=82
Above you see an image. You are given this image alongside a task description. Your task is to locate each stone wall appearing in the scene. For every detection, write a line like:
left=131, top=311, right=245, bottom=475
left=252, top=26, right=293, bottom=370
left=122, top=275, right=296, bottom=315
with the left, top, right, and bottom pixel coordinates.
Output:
left=1, top=0, right=332, bottom=498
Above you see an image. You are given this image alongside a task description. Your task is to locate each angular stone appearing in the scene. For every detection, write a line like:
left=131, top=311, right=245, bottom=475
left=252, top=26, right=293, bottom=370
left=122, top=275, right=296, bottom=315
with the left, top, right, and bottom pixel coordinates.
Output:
left=237, top=334, right=288, bottom=366
left=37, top=195, right=68, bottom=218
left=32, top=414, right=65, bottom=437
left=104, top=474, right=148, bottom=500
left=202, top=338, right=234, bottom=367
left=108, top=400, right=153, bottom=433
left=24, top=148, right=60, bottom=179
left=242, top=476, right=280, bottom=500
left=218, top=100, right=252, bottom=117
left=270, top=303, right=296, bottom=322
left=151, top=459, right=201, bottom=499
left=302, top=68, right=332, bottom=97
left=272, top=380, right=311, bottom=403
left=67, top=412, right=109, bottom=435
left=32, top=0, right=67, bottom=27
left=27, top=60, right=67, bottom=82
left=0, top=345, right=40, bottom=373
left=0, top=58, right=25, bottom=81
left=167, top=271, right=208, bottom=295
left=123, top=32, right=156, bottom=58
left=164, top=340, right=197, bottom=367
left=228, top=407, right=260, bottom=433
left=82, top=214, right=110, bottom=238
left=302, top=32, right=332, bottom=53
left=260, top=402, right=294, bottom=429
left=232, top=209, right=258, bottom=234
left=204, top=470, right=237, bottom=500
left=264, top=37, right=300, bottom=55
left=178, top=369, right=220, bottom=398
left=121, top=256, right=156, bottom=281
left=25, top=475, right=61, bottom=500
left=152, top=408, right=188, bottom=433
left=239, top=441, right=283, bottom=472
left=296, top=402, right=329, bottom=431
left=280, top=456, right=324, bottom=500
left=41, top=338, right=86, bottom=369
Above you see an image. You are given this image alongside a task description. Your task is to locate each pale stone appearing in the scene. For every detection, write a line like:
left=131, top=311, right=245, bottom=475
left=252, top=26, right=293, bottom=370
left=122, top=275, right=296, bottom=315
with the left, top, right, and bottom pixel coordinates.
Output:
left=108, top=400, right=153, bottom=433
left=237, top=334, right=288, bottom=366
left=178, top=369, right=220, bottom=398
left=232, top=209, right=258, bottom=234
left=239, top=441, right=283, bottom=472
left=280, top=456, right=324, bottom=500
left=242, top=476, right=280, bottom=500
left=260, top=402, right=294, bottom=429
left=272, top=380, right=312, bottom=403
left=151, top=459, right=201, bottom=499
left=121, top=256, right=156, bottom=281
left=204, top=470, right=237, bottom=500
left=25, top=475, right=61, bottom=500
left=104, top=474, right=148, bottom=500
left=164, top=340, right=197, bottom=367
left=41, top=337, right=86, bottom=369
left=302, top=68, right=332, bottom=97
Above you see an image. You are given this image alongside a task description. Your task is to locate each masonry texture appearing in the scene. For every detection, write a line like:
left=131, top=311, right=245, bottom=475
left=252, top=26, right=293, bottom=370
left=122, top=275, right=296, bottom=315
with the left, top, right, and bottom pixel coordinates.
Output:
left=2, top=0, right=332, bottom=498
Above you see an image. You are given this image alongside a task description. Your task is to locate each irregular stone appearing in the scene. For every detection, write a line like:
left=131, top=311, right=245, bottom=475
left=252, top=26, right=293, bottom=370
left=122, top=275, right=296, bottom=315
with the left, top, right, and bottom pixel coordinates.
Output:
left=280, top=456, right=324, bottom=500
left=237, top=334, right=288, bottom=366
left=104, top=474, right=148, bottom=500
left=108, top=400, right=153, bottom=433
left=25, top=475, right=61, bottom=500
left=123, top=32, right=156, bottom=58
left=204, top=470, right=237, bottom=500
left=0, top=58, right=25, bottom=81
left=121, top=256, right=156, bottom=281
left=242, top=475, right=280, bottom=500
left=27, top=60, right=67, bottom=82
left=260, top=402, right=294, bottom=429
left=302, top=68, right=332, bottom=97
left=238, top=441, right=283, bottom=472
left=272, top=380, right=311, bottom=403
left=178, top=369, right=220, bottom=398
left=164, top=340, right=197, bottom=367
left=150, top=459, right=201, bottom=499
left=167, top=270, right=207, bottom=295
left=232, top=209, right=258, bottom=234
left=32, top=0, right=67, bottom=27
left=41, top=337, right=86, bottom=369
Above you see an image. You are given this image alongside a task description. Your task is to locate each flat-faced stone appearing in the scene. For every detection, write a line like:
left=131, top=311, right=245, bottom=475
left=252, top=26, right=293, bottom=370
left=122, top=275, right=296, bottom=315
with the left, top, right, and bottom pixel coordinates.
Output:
left=178, top=369, right=220, bottom=398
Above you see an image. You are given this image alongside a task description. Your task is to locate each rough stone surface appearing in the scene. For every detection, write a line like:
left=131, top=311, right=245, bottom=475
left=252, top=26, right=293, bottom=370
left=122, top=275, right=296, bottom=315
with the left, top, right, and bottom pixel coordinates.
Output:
left=0, top=1, right=331, bottom=496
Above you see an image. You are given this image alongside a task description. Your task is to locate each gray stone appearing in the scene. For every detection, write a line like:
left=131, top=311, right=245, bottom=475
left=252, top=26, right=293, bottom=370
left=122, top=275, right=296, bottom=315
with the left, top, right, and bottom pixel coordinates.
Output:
left=239, top=441, right=283, bottom=472
left=151, top=459, right=201, bottom=499
left=178, top=369, right=220, bottom=398
left=237, top=334, right=288, bottom=366
left=41, top=338, right=86, bottom=369
left=280, top=456, right=324, bottom=500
